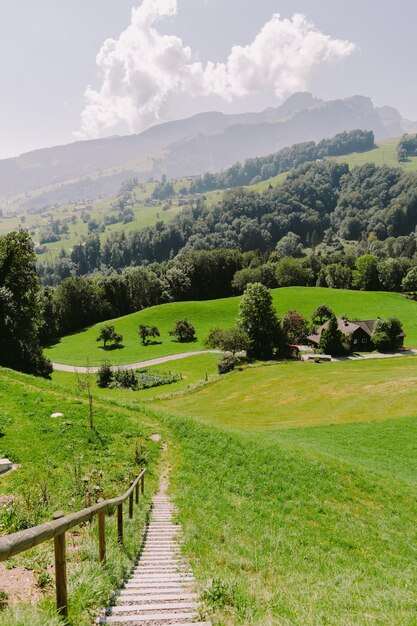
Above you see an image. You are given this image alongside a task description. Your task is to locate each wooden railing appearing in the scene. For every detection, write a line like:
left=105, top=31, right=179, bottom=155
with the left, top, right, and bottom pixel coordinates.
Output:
left=0, top=467, right=147, bottom=618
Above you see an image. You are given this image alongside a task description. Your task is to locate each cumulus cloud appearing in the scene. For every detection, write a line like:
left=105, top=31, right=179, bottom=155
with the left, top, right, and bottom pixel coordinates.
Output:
left=77, top=1, right=356, bottom=138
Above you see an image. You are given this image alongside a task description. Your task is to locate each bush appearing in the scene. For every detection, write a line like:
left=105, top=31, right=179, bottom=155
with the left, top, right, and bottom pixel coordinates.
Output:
left=96, top=362, right=113, bottom=388
left=217, top=354, right=240, bottom=375
left=114, top=369, right=138, bottom=390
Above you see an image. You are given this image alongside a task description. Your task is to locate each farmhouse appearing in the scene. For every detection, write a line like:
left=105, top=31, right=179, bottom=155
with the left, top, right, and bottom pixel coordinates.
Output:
left=308, top=318, right=406, bottom=352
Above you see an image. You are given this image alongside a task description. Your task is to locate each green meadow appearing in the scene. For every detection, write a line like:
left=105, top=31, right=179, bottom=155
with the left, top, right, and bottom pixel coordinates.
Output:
left=333, top=136, right=417, bottom=172
left=158, top=356, right=417, bottom=430
left=0, top=368, right=162, bottom=626
left=2, top=346, right=417, bottom=623
left=46, top=287, right=417, bottom=366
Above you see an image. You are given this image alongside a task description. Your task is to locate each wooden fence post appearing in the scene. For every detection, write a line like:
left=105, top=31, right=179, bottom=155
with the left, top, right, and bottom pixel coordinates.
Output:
left=53, top=511, right=68, bottom=618
left=117, top=504, right=123, bottom=544
left=135, top=481, right=139, bottom=505
left=98, top=510, right=106, bottom=563
left=129, top=482, right=134, bottom=519
left=141, top=473, right=145, bottom=495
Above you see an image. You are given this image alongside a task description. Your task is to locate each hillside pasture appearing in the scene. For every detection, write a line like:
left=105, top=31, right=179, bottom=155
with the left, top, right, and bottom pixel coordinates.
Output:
left=45, top=287, right=417, bottom=366
left=166, top=412, right=417, bottom=624
left=159, top=356, right=417, bottom=430
left=0, top=368, right=161, bottom=625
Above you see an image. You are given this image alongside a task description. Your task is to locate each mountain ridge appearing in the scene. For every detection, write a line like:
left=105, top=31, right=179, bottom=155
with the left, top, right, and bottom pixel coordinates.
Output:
left=1, top=93, right=415, bottom=210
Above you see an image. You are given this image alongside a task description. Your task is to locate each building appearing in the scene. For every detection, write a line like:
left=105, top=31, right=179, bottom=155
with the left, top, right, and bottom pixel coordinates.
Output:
left=308, top=318, right=406, bottom=352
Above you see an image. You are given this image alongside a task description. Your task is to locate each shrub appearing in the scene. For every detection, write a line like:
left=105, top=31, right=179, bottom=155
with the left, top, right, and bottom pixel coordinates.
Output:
left=96, top=362, right=113, bottom=388
left=114, top=369, right=138, bottom=390
left=217, top=354, right=240, bottom=374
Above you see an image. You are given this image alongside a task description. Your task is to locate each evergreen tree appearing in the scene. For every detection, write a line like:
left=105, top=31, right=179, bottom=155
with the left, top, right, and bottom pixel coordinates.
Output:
left=318, top=314, right=349, bottom=356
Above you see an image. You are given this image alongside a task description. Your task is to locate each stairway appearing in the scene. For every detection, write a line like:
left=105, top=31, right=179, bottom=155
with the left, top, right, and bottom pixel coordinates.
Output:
left=98, top=484, right=211, bottom=625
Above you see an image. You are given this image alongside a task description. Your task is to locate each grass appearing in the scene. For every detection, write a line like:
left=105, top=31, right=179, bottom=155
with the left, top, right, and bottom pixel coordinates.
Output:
left=333, top=136, right=417, bottom=172
left=51, top=353, right=220, bottom=402
left=164, top=412, right=417, bottom=625
left=158, top=356, right=417, bottom=430
left=0, top=368, right=162, bottom=626
left=45, top=287, right=417, bottom=366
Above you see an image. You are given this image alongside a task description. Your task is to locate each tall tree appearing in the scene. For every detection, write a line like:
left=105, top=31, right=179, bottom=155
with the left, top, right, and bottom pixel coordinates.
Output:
left=0, top=231, right=52, bottom=377
left=237, top=283, right=283, bottom=359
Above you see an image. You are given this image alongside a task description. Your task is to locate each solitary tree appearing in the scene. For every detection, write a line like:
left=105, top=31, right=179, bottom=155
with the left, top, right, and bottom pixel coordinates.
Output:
left=237, top=283, right=283, bottom=360
left=169, top=319, right=196, bottom=343
left=97, top=325, right=123, bottom=348
left=138, top=324, right=160, bottom=345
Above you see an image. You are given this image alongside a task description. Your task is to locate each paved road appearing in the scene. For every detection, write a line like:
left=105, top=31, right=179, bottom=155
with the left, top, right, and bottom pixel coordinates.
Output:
left=52, top=350, right=221, bottom=373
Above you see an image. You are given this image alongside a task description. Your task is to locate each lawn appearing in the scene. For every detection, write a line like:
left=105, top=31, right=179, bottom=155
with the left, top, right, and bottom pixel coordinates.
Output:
left=45, top=287, right=417, bottom=366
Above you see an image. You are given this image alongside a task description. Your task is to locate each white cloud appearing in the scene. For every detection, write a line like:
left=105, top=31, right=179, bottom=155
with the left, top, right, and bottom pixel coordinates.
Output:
left=77, top=1, right=356, bottom=139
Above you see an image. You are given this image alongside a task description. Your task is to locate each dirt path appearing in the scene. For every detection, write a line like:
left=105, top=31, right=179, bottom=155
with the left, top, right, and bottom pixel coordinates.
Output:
left=52, top=350, right=221, bottom=373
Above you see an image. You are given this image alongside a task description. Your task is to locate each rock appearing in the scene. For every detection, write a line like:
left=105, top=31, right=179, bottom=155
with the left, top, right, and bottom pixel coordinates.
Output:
left=150, top=434, right=162, bottom=442
left=51, top=412, right=64, bottom=418
left=0, top=459, right=12, bottom=474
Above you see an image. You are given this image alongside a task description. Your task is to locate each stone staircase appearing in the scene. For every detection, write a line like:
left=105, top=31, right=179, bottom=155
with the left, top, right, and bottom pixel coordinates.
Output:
left=97, top=485, right=211, bottom=625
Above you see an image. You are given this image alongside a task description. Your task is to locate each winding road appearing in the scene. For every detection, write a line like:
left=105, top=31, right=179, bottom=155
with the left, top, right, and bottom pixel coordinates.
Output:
left=52, top=350, right=221, bottom=373
left=51, top=348, right=417, bottom=373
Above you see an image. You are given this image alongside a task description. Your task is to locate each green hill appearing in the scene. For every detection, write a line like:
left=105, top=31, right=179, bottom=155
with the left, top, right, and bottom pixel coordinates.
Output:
left=0, top=367, right=160, bottom=625
left=333, top=136, right=417, bottom=172
left=45, top=287, right=417, bottom=366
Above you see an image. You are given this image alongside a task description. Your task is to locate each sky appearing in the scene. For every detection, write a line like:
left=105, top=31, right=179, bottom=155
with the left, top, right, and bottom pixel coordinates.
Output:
left=1, top=0, right=416, bottom=159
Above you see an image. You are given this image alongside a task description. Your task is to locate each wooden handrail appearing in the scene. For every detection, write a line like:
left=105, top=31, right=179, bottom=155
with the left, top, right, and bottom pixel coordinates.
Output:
left=0, top=467, right=147, bottom=617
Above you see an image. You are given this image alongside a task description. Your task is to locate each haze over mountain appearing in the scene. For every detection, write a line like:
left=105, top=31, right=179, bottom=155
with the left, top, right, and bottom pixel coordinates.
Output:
left=2, top=93, right=416, bottom=211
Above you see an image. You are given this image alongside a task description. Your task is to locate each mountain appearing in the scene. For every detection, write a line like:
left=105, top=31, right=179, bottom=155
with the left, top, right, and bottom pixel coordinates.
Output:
left=1, top=94, right=415, bottom=210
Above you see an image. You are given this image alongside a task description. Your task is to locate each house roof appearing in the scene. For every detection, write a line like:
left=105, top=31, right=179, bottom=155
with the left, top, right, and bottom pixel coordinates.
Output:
left=308, top=318, right=406, bottom=345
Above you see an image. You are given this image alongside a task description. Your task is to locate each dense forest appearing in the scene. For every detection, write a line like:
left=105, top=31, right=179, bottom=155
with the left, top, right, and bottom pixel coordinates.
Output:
left=39, top=159, right=417, bottom=286
left=189, top=129, right=375, bottom=192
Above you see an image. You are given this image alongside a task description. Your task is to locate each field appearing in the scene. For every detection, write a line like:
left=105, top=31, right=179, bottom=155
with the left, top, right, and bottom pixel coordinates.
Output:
left=45, top=287, right=417, bottom=366
left=158, top=356, right=417, bottom=430
left=333, top=136, right=417, bottom=172
left=166, top=411, right=417, bottom=624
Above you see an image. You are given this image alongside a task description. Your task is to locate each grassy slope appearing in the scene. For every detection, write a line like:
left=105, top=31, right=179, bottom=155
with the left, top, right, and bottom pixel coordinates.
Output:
left=333, top=136, right=417, bottom=172
left=0, top=368, right=162, bottom=626
left=45, top=287, right=417, bottom=366
left=166, top=413, right=417, bottom=625
left=157, top=357, right=417, bottom=430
